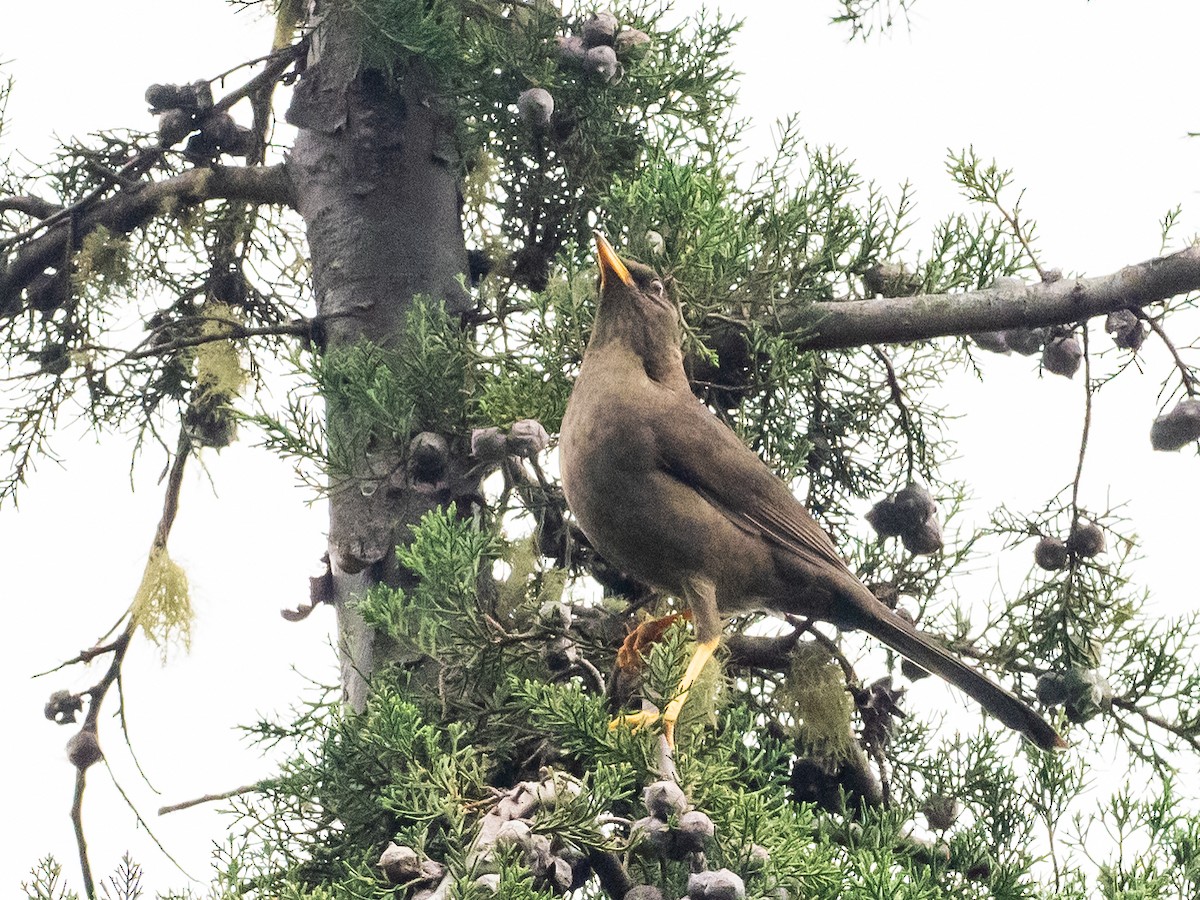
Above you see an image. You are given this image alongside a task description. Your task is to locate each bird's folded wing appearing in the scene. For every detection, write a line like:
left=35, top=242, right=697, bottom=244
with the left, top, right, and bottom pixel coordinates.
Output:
left=655, top=394, right=853, bottom=575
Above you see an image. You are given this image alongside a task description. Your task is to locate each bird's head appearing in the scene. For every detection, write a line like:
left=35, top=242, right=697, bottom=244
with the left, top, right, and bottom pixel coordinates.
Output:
left=591, top=231, right=682, bottom=375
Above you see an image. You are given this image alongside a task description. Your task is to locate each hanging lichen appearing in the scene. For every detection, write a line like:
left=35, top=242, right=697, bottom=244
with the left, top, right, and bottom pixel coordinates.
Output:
left=186, top=301, right=247, bottom=447
left=779, top=640, right=855, bottom=764
left=193, top=301, right=247, bottom=401
left=130, top=547, right=193, bottom=660
left=72, top=224, right=131, bottom=290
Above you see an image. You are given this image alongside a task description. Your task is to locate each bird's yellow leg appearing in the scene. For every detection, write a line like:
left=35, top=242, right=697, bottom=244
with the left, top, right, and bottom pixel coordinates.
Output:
left=610, top=638, right=720, bottom=746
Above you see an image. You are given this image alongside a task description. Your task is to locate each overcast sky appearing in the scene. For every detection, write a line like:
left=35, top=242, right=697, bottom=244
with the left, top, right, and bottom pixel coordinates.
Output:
left=4, top=0, right=1200, bottom=892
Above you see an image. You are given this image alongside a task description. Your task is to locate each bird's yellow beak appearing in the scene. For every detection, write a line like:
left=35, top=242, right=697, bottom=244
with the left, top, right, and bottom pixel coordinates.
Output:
left=594, top=231, right=635, bottom=290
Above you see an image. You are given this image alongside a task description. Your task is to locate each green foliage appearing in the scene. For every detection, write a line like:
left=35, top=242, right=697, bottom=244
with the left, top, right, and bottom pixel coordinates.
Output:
left=254, top=297, right=475, bottom=487
left=21, top=858, right=77, bottom=900
left=330, top=0, right=464, bottom=77
left=8, top=3, right=1200, bottom=899
left=358, top=504, right=499, bottom=654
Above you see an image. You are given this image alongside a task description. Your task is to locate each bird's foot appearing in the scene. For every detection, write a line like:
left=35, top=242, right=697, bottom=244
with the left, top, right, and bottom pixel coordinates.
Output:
left=610, top=706, right=680, bottom=747
left=609, top=710, right=661, bottom=733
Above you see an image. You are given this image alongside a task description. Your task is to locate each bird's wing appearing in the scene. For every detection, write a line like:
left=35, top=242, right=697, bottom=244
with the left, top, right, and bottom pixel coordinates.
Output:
left=654, top=390, right=853, bottom=575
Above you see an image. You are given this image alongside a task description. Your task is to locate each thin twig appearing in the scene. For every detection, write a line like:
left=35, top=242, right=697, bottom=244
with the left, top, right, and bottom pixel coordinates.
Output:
left=116, top=319, right=310, bottom=361
left=1069, top=327, right=1093, bottom=526
left=1110, top=697, right=1200, bottom=753
left=104, top=760, right=195, bottom=881
left=64, top=429, right=192, bottom=898
left=997, top=189, right=1048, bottom=282
left=70, top=768, right=94, bottom=900
left=1138, top=310, right=1199, bottom=397
left=159, top=783, right=261, bottom=816
left=571, top=656, right=608, bottom=695
left=871, top=345, right=916, bottom=482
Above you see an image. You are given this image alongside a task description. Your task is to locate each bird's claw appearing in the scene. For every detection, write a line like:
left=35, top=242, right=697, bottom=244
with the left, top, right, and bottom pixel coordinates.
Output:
left=608, top=710, right=661, bottom=733
left=611, top=710, right=679, bottom=747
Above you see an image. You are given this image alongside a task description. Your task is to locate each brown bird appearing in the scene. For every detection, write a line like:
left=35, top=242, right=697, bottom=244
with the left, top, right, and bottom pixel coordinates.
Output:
left=559, top=232, right=1065, bottom=751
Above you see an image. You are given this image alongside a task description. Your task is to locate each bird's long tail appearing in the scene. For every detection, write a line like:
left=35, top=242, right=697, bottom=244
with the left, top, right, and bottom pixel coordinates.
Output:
left=844, top=585, right=1066, bottom=751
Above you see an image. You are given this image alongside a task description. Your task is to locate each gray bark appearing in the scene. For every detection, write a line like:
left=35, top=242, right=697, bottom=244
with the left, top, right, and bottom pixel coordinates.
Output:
left=285, top=15, right=471, bottom=710
left=793, top=246, right=1200, bottom=351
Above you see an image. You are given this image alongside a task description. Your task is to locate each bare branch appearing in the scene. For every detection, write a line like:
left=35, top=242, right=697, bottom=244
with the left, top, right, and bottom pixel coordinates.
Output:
left=1139, top=309, right=1200, bottom=397
left=70, top=767, right=95, bottom=900
left=158, top=783, right=260, bottom=816
left=871, top=345, right=916, bottom=481
left=1110, top=696, right=1200, bottom=753
left=0, top=164, right=295, bottom=311
left=794, top=245, right=1200, bottom=350
left=0, top=195, right=62, bottom=218
left=59, top=430, right=192, bottom=898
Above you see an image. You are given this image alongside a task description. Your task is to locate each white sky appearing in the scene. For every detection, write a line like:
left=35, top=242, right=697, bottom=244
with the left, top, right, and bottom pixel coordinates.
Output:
left=4, top=0, right=1200, bottom=892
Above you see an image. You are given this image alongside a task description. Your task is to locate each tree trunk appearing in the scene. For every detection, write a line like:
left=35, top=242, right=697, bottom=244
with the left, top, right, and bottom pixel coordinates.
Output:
left=286, top=13, right=471, bottom=710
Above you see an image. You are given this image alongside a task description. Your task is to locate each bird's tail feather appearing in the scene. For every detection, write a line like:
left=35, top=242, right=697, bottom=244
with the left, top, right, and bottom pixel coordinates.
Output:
left=849, top=592, right=1066, bottom=751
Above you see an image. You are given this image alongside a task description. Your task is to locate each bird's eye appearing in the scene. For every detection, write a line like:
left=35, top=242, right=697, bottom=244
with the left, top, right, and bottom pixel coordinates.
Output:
left=649, top=279, right=665, bottom=297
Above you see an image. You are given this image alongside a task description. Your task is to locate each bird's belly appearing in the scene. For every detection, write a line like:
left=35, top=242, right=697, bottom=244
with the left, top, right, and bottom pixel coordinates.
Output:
left=563, top=430, right=774, bottom=600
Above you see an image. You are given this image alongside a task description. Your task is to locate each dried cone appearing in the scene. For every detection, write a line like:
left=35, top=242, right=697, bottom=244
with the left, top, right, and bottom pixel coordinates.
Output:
left=865, top=497, right=905, bottom=537
left=1060, top=667, right=1113, bottom=723
left=378, top=843, right=422, bottom=884
left=630, top=816, right=672, bottom=858
left=1105, top=309, right=1147, bottom=350
left=508, top=419, right=550, bottom=458
left=687, top=868, right=746, bottom=900
left=553, top=34, right=586, bottom=68
left=145, top=80, right=212, bottom=113
left=892, top=483, right=935, bottom=523
left=922, top=793, right=963, bottom=831
left=470, top=426, right=508, bottom=462
left=544, top=856, right=573, bottom=892
left=894, top=483, right=943, bottom=555
left=1066, top=521, right=1105, bottom=558
left=615, top=28, right=651, bottom=53
left=861, top=261, right=921, bottom=297
left=44, top=690, right=83, bottom=724
left=36, top=344, right=70, bottom=376
left=517, top=88, right=554, bottom=130
left=1042, top=335, right=1082, bottom=378
left=745, top=843, right=771, bottom=873
left=672, top=810, right=715, bottom=856
left=644, top=779, right=688, bottom=819
left=408, top=431, right=449, bottom=484
left=1150, top=398, right=1200, bottom=451
left=66, top=727, right=102, bottom=770
left=1035, top=672, right=1067, bottom=705
left=581, top=11, right=619, bottom=47
left=542, top=635, right=578, bottom=672
left=1005, top=327, right=1046, bottom=357
left=583, top=45, right=621, bottom=82
left=1034, top=536, right=1068, bottom=571
left=901, top=518, right=944, bottom=555
left=970, top=331, right=1010, bottom=354
left=157, top=108, right=196, bottom=147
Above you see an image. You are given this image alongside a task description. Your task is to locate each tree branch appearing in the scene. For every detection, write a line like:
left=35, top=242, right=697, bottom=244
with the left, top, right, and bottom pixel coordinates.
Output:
left=0, top=164, right=294, bottom=312
left=793, top=245, right=1200, bottom=350
left=58, top=430, right=192, bottom=898
left=158, top=783, right=260, bottom=816
left=0, top=195, right=62, bottom=218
